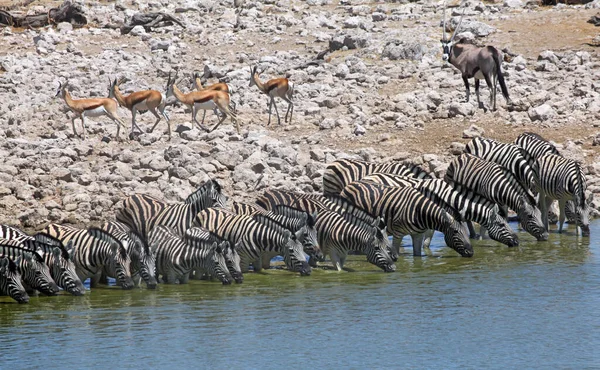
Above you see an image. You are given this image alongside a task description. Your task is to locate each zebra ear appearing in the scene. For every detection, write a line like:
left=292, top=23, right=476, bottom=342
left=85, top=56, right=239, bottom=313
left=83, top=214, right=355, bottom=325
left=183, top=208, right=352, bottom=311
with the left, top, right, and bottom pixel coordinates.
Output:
left=492, top=203, right=500, bottom=214
left=52, top=247, right=62, bottom=259
left=23, top=252, right=33, bottom=263
left=282, top=229, right=292, bottom=241
left=377, top=217, right=386, bottom=230
left=234, top=241, right=243, bottom=251
left=375, top=228, right=384, bottom=240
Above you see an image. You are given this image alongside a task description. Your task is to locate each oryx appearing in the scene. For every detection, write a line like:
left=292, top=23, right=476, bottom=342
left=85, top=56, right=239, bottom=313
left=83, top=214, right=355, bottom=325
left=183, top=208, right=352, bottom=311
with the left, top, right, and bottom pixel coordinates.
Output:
left=441, top=4, right=510, bottom=111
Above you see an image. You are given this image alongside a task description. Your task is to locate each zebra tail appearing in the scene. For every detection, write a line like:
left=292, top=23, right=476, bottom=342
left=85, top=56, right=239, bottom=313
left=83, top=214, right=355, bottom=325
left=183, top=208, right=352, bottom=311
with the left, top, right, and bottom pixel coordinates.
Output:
left=491, top=48, right=509, bottom=101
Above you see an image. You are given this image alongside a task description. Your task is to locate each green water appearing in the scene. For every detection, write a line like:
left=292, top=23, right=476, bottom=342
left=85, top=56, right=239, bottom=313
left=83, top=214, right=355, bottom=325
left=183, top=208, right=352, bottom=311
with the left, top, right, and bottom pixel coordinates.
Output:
left=0, top=221, right=598, bottom=369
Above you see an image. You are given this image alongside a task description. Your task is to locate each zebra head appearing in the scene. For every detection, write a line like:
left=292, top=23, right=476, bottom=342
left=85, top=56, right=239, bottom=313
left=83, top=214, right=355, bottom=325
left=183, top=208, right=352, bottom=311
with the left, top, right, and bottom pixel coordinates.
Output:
left=485, top=205, right=519, bottom=248
left=224, top=241, right=243, bottom=284
left=22, top=251, right=60, bottom=296
left=0, top=257, right=29, bottom=304
left=210, top=242, right=233, bottom=285
left=87, top=228, right=135, bottom=290
left=48, top=241, right=86, bottom=296
left=366, top=227, right=396, bottom=272
left=294, top=211, right=323, bottom=263
left=281, top=230, right=311, bottom=276
left=128, top=230, right=157, bottom=289
left=566, top=194, right=592, bottom=237
left=442, top=213, right=473, bottom=257
left=375, top=216, right=397, bottom=262
left=516, top=196, right=549, bottom=241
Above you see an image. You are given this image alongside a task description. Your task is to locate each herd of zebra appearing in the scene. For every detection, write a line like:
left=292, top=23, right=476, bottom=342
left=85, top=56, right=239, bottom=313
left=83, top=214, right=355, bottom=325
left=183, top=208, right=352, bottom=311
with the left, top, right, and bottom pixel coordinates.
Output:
left=0, top=132, right=592, bottom=303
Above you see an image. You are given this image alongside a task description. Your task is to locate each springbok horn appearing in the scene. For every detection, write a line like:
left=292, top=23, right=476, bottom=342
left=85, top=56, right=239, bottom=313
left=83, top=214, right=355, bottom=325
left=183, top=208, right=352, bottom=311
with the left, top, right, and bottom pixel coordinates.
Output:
left=442, top=0, right=447, bottom=41
left=450, top=6, right=466, bottom=44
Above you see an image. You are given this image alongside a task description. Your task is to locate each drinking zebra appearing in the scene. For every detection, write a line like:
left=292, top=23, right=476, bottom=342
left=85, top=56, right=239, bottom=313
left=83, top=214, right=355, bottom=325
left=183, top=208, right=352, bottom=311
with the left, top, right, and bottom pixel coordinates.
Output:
left=323, top=158, right=431, bottom=196
left=445, top=153, right=548, bottom=241
left=0, top=226, right=86, bottom=296
left=537, top=153, right=591, bottom=236
left=41, top=224, right=134, bottom=289
left=340, top=181, right=473, bottom=257
left=148, top=226, right=232, bottom=285
left=360, top=173, right=519, bottom=247
left=195, top=208, right=311, bottom=275
left=0, top=257, right=29, bottom=303
left=0, top=241, right=59, bottom=295
left=116, top=179, right=227, bottom=241
left=101, top=221, right=157, bottom=289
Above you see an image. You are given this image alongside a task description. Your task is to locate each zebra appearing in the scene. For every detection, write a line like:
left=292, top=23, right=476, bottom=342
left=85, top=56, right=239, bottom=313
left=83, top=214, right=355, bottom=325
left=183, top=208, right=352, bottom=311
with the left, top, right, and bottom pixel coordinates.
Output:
left=445, top=153, right=548, bottom=241
left=101, top=221, right=157, bottom=289
left=514, top=132, right=587, bottom=234
left=148, top=226, right=232, bottom=285
left=180, top=226, right=244, bottom=284
left=0, top=226, right=86, bottom=296
left=195, top=208, right=311, bottom=275
left=537, top=153, right=591, bottom=236
left=41, top=224, right=134, bottom=289
left=116, top=179, right=227, bottom=241
left=233, top=201, right=322, bottom=264
left=0, top=241, right=59, bottom=295
left=465, top=136, right=539, bottom=193
left=322, top=158, right=431, bottom=196
left=361, top=173, right=519, bottom=248
left=0, top=257, right=29, bottom=303
left=341, top=181, right=473, bottom=257
left=286, top=198, right=396, bottom=272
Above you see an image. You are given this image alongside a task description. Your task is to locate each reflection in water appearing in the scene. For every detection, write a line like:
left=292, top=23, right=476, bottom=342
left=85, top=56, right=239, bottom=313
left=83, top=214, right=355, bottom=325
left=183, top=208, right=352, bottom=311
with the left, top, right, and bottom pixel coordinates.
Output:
left=0, top=221, right=598, bottom=368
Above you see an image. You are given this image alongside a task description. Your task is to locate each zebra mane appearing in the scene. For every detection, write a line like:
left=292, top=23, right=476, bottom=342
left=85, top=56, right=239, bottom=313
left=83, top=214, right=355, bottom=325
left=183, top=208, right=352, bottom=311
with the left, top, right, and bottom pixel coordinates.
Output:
left=324, top=193, right=379, bottom=220
left=34, top=233, right=71, bottom=260
left=0, top=243, right=44, bottom=263
left=251, top=214, right=293, bottom=239
left=184, top=227, right=228, bottom=246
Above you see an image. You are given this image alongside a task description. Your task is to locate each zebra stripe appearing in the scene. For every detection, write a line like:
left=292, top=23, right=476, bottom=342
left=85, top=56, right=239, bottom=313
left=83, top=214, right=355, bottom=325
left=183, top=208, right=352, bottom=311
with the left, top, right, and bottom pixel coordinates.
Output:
left=195, top=208, right=311, bottom=275
left=537, top=153, right=591, bottom=236
left=323, top=158, right=431, bottom=196
left=361, top=173, right=519, bottom=247
left=341, top=181, right=473, bottom=257
left=465, top=136, right=539, bottom=193
left=148, top=226, right=232, bottom=285
left=41, top=224, right=134, bottom=290
left=445, top=153, right=548, bottom=241
left=0, top=241, right=59, bottom=295
left=231, top=201, right=269, bottom=216
left=101, top=221, right=158, bottom=289
left=292, top=198, right=396, bottom=272
left=0, top=257, right=29, bottom=303
left=515, top=132, right=560, bottom=160
left=116, top=180, right=227, bottom=241
left=177, top=226, right=244, bottom=284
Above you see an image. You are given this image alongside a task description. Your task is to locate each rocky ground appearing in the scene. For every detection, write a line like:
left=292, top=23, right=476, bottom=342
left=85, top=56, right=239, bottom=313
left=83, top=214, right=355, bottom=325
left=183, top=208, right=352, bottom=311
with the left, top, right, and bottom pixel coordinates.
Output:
left=1, top=0, right=600, bottom=231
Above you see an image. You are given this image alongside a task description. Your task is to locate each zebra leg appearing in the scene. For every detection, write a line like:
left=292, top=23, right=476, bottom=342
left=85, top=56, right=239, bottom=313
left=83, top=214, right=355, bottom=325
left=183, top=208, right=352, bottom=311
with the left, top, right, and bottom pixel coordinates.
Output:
left=462, top=75, right=470, bottom=103
left=329, top=250, right=343, bottom=271
left=261, top=255, right=272, bottom=270
left=179, top=273, right=190, bottom=284
left=479, top=225, right=490, bottom=239
left=392, top=236, right=403, bottom=257
left=558, top=198, right=567, bottom=233
left=411, top=233, right=425, bottom=257
left=541, top=194, right=553, bottom=232
left=423, top=229, right=435, bottom=249
left=90, top=272, right=102, bottom=288
left=466, top=221, right=481, bottom=239
left=252, top=259, right=263, bottom=273
left=164, top=271, right=177, bottom=284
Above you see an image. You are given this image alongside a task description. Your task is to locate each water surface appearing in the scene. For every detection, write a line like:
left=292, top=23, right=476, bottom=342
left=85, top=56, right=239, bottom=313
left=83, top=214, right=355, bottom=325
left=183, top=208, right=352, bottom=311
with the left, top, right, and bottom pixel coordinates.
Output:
left=0, top=221, right=598, bottom=369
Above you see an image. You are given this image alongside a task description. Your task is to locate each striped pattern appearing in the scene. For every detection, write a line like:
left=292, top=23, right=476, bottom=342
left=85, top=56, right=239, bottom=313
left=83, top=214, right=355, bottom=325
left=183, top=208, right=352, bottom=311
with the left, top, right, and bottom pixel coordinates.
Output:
left=514, top=132, right=560, bottom=160
left=0, top=257, right=28, bottom=303
left=148, top=226, right=232, bottom=285
left=465, top=136, right=539, bottom=192
left=116, top=180, right=227, bottom=241
left=361, top=173, right=519, bottom=247
left=195, top=208, right=311, bottom=275
left=0, top=242, right=59, bottom=295
left=537, top=153, right=591, bottom=236
left=341, top=181, right=473, bottom=257
left=101, top=221, right=157, bottom=289
left=323, top=158, right=431, bottom=196
left=445, top=153, right=548, bottom=241
left=41, top=224, right=134, bottom=289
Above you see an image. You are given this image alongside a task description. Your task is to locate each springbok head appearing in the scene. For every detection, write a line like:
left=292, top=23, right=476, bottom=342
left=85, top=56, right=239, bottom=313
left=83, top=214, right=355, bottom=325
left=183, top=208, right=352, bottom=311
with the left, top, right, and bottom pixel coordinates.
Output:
left=55, top=80, right=69, bottom=98
left=441, top=2, right=466, bottom=62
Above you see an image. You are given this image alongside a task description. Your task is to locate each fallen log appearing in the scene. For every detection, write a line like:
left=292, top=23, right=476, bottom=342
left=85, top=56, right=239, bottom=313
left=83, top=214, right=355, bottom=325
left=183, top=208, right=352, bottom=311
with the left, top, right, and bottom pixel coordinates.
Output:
left=0, top=1, right=86, bottom=28
left=120, top=12, right=186, bottom=35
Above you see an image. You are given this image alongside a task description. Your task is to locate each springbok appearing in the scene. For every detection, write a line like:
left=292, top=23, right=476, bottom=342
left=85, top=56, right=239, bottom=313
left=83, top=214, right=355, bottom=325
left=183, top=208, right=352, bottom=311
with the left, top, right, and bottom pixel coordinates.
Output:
left=166, top=72, right=239, bottom=134
left=249, top=66, right=294, bottom=126
left=55, top=81, right=126, bottom=141
left=440, top=4, right=510, bottom=111
left=108, top=77, right=171, bottom=140
left=189, top=71, right=237, bottom=116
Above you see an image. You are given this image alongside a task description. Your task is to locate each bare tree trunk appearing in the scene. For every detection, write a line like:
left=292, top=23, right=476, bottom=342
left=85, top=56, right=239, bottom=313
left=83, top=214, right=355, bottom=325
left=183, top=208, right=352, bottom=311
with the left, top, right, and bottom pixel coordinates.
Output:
left=0, top=1, right=87, bottom=28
